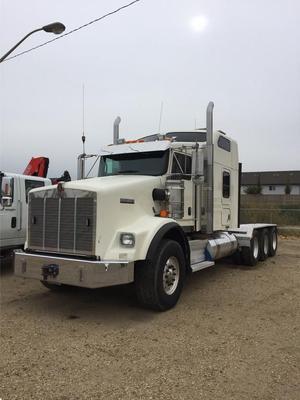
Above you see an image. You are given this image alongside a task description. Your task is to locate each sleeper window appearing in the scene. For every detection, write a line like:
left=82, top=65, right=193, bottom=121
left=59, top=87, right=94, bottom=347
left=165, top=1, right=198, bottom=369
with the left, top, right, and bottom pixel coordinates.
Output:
left=223, top=171, right=230, bottom=198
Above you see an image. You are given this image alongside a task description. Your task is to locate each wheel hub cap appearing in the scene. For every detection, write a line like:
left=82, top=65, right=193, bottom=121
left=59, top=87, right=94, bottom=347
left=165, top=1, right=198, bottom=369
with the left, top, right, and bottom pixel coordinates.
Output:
left=272, top=232, right=277, bottom=250
left=264, top=235, right=269, bottom=254
left=163, top=256, right=180, bottom=295
left=253, top=237, right=259, bottom=259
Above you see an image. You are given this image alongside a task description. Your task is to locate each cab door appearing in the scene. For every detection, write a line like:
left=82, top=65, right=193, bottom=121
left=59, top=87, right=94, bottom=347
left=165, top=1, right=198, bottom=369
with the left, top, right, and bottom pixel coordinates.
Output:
left=221, top=169, right=231, bottom=227
left=170, top=151, right=194, bottom=226
left=21, top=178, right=46, bottom=239
left=0, top=176, right=23, bottom=248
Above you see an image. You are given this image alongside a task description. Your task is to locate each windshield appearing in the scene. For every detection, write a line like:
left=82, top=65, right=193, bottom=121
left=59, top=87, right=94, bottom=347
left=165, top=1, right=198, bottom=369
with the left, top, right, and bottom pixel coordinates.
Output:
left=99, top=150, right=169, bottom=177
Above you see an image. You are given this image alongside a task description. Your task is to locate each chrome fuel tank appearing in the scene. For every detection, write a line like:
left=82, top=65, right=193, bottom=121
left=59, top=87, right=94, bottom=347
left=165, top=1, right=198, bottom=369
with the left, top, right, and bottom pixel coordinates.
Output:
left=206, top=232, right=238, bottom=260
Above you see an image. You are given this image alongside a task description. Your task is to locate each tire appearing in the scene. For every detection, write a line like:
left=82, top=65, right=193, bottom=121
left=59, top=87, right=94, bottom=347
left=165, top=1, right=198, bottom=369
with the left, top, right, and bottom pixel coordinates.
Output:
left=232, top=250, right=243, bottom=265
left=135, top=239, right=186, bottom=311
left=241, top=230, right=260, bottom=266
left=41, top=281, right=72, bottom=292
left=259, top=229, right=269, bottom=261
left=268, top=227, right=278, bottom=257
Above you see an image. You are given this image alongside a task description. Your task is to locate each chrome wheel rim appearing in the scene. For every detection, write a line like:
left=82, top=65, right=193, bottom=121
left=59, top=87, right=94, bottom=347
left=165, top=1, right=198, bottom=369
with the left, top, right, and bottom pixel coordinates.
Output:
left=272, top=231, right=277, bottom=250
left=163, top=256, right=180, bottom=295
left=253, top=237, right=259, bottom=259
left=263, top=234, right=269, bottom=255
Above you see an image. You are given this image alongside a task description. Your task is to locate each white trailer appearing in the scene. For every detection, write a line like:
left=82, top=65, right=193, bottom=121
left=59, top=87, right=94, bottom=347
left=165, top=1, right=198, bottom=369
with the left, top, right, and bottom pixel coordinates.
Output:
left=0, top=173, right=51, bottom=258
left=14, top=103, right=278, bottom=310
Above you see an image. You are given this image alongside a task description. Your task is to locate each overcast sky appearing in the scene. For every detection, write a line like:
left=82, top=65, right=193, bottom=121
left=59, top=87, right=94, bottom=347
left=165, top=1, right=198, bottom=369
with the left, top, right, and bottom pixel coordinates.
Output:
left=1, top=0, right=299, bottom=178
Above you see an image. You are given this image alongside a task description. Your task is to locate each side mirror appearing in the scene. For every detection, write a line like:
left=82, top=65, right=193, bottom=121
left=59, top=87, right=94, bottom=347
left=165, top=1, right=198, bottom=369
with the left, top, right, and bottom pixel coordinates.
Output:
left=1, top=176, right=14, bottom=207
left=1, top=196, right=12, bottom=207
left=192, top=149, right=204, bottom=184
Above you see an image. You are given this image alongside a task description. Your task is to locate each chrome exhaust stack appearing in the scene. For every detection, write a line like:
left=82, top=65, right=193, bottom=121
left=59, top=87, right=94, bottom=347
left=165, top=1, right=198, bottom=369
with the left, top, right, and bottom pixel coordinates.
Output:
left=206, top=101, right=214, bottom=234
left=77, top=154, right=98, bottom=180
left=77, top=154, right=86, bottom=180
left=113, top=116, right=121, bottom=145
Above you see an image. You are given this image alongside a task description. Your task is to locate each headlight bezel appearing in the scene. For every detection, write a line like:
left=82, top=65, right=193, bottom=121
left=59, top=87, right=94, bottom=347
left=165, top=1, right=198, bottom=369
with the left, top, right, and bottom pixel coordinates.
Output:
left=120, top=233, right=135, bottom=247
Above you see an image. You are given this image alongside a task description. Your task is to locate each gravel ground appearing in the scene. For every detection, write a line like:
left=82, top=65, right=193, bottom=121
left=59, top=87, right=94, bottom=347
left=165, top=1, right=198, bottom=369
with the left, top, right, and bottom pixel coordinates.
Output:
left=1, top=238, right=299, bottom=400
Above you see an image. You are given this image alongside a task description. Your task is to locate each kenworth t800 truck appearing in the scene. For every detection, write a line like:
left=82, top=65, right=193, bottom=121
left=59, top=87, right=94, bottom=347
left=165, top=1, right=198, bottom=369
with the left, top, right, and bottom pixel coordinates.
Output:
left=14, top=103, right=278, bottom=310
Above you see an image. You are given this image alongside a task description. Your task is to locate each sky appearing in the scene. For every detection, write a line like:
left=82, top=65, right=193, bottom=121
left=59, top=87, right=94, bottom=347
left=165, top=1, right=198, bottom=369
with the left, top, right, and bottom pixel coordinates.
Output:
left=0, top=0, right=299, bottom=179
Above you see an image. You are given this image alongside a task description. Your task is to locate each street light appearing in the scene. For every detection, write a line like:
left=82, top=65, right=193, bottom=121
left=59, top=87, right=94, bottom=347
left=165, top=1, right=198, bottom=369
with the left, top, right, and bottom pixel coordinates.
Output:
left=0, top=22, right=66, bottom=63
left=42, top=22, right=65, bottom=34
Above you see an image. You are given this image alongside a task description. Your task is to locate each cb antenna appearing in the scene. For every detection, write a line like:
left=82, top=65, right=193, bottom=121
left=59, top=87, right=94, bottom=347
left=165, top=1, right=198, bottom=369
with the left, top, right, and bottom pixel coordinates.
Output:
left=82, top=84, right=86, bottom=154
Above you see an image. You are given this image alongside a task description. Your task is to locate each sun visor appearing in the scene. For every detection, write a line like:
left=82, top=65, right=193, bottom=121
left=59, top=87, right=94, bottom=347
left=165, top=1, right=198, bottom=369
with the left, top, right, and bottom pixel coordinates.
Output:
left=100, top=140, right=171, bottom=156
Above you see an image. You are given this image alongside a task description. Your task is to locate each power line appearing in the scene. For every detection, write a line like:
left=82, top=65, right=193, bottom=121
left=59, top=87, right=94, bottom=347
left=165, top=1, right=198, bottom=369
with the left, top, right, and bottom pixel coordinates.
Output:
left=3, top=0, right=141, bottom=62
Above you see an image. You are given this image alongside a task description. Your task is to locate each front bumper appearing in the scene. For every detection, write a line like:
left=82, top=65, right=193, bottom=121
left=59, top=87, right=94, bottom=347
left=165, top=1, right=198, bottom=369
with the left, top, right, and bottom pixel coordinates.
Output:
left=14, top=251, right=134, bottom=289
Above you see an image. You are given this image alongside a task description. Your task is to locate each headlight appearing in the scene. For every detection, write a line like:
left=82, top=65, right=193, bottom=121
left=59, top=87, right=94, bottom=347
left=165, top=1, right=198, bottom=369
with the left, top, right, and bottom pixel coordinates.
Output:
left=120, top=233, right=135, bottom=247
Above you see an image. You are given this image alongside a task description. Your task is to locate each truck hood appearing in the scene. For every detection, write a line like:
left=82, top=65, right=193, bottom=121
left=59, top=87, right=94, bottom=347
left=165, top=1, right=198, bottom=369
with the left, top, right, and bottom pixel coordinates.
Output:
left=81, top=175, right=162, bottom=194
left=26, top=174, right=166, bottom=260
left=30, top=175, right=163, bottom=196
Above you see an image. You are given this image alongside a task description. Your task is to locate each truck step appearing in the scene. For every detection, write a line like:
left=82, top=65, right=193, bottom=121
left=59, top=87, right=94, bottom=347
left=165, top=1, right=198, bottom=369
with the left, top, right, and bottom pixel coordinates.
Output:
left=189, top=240, right=207, bottom=264
left=190, top=261, right=215, bottom=273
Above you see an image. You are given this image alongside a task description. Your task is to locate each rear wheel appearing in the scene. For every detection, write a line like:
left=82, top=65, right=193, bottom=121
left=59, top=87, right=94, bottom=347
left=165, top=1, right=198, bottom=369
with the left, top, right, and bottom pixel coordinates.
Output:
left=259, top=229, right=269, bottom=261
left=241, top=230, right=260, bottom=266
left=268, top=227, right=278, bottom=257
left=135, top=239, right=186, bottom=311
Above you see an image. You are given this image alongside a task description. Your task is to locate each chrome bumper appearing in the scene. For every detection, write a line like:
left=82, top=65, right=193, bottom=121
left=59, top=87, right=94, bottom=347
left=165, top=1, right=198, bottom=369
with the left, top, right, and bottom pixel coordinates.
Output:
left=14, top=251, right=134, bottom=289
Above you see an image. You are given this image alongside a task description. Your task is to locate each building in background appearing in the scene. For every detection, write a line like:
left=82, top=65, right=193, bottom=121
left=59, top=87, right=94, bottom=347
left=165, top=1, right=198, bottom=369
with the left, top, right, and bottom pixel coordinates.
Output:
left=241, top=171, right=300, bottom=195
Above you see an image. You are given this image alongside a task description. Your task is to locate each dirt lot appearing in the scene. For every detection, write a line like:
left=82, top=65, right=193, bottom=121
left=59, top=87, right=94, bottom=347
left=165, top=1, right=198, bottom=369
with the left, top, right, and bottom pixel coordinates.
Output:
left=1, top=238, right=299, bottom=400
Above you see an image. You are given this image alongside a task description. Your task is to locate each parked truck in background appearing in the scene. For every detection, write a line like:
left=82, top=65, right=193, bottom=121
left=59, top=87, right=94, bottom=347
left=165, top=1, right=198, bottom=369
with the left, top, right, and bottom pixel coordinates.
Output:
left=0, top=173, right=51, bottom=258
left=14, top=103, right=278, bottom=310
left=1, top=157, right=71, bottom=260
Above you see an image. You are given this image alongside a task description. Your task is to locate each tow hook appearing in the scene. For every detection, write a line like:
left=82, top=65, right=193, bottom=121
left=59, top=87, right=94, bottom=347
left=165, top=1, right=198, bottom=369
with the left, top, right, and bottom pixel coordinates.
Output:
left=42, top=264, right=59, bottom=280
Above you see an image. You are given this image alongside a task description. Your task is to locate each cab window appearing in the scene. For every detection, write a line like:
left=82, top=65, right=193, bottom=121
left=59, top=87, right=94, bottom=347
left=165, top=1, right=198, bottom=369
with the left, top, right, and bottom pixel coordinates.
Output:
left=25, top=180, right=45, bottom=202
left=218, top=136, right=231, bottom=152
left=171, top=152, right=192, bottom=180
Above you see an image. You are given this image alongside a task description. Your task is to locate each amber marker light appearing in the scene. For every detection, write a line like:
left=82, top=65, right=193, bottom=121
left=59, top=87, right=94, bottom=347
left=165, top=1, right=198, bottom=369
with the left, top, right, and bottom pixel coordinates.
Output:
left=159, top=210, right=169, bottom=218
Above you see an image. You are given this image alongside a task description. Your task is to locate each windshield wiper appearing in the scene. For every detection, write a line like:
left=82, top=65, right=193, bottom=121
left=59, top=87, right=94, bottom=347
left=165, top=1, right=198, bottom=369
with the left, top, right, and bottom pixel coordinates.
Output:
left=117, top=170, right=139, bottom=174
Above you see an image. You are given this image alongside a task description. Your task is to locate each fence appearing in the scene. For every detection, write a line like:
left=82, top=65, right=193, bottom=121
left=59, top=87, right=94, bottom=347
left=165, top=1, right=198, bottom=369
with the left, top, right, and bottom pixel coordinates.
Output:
left=240, top=207, right=300, bottom=226
left=241, top=194, right=300, bottom=206
left=240, top=195, right=300, bottom=227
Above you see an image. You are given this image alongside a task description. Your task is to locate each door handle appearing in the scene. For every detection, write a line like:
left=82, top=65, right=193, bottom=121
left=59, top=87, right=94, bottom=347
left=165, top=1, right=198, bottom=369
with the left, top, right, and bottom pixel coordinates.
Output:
left=11, top=217, right=17, bottom=228
left=17, top=200, right=22, bottom=231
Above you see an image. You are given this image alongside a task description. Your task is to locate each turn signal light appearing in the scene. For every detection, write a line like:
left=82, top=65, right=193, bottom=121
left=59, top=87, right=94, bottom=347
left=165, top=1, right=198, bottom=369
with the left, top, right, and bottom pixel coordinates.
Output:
left=159, top=210, right=169, bottom=218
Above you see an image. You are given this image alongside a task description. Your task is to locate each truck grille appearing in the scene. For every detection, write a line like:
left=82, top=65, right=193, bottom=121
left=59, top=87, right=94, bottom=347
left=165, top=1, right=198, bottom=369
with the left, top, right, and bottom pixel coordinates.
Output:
left=28, top=190, right=96, bottom=256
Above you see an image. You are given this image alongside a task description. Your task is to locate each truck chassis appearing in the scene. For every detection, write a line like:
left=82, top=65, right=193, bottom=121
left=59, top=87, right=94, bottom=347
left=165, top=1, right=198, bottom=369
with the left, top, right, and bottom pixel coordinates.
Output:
left=15, top=223, right=278, bottom=309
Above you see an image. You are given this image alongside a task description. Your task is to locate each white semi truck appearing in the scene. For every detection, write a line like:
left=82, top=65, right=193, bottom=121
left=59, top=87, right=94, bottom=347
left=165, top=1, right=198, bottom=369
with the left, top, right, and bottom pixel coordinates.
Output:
left=0, top=173, right=51, bottom=258
left=14, top=103, right=278, bottom=310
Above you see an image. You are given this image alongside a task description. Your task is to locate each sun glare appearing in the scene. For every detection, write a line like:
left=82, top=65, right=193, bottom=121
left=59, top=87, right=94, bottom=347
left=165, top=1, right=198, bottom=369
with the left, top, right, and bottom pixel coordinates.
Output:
left=190, top=15, right=208, bottom=32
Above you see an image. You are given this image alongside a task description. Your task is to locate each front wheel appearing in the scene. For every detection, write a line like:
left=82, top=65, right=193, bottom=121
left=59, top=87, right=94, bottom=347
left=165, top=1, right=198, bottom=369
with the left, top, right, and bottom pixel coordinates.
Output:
left=135, top=240, right=186, bottom=311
